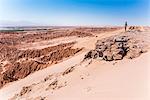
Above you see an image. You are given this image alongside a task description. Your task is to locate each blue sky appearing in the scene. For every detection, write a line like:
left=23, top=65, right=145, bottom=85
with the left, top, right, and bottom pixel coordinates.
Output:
left=0, top=0, right=149, bottom=26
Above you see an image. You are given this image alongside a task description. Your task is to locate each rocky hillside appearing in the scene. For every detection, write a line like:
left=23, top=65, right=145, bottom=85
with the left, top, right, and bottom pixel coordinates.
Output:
left=0, top=42, right=83, bottom=88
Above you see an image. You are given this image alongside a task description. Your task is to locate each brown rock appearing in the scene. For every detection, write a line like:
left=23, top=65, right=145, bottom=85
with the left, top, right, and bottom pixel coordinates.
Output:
left=19, top=86, right=32, bottom=96
left=126, top=48, right=143, bottom=59
left=84, top=50, right=99, bottom=60
left=112, top=48, right=125, bottom=60
left=103, top=50, right=113, bottom=61
left=84, top=34, right=146, bottom=62
left=62, top=66, right=75, bottom=76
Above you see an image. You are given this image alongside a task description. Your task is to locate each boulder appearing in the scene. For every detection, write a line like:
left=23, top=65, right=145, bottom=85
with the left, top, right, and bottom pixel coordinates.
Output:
left=95, top=44, right=106, bottom=52
left=115, top=36, right=129, bottom=42
left=125, top=47, right=143, bottom=59
left=112, top=48, right=125, bottom=60
left=84, top=50, right=99, bottom=60
left=103, top=50, right=113, bottom=61
left=96, top=49, right=103, bottom=57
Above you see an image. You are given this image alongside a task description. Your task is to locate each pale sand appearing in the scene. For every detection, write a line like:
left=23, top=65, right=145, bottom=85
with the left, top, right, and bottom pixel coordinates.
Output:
left=0, top=29, right=150, bottom=100
left=48, top=51, right=150, bottom=100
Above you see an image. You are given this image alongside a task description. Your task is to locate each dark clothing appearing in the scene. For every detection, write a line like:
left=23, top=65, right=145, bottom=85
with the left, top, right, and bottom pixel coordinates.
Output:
left=125, top=22, right=127, bottom=32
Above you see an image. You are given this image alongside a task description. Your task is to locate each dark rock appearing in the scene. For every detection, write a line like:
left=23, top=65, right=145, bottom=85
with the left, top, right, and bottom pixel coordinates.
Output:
left=19, top=86, right=32, bottom=96
left=84, top=50, right=99, bottom=60
left=96, top=49, right=103, bottom=57
left=62, top=66, right=75, bottom=76
left=115, top=36, right=129, bottom=42
left=95, top=44, right=107, bottom=52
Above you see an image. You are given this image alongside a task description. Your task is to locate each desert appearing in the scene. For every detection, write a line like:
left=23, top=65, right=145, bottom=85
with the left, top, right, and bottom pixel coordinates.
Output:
left=0, top=0, right=150, bottom=99
left=0, top=26, right=150, bottom=100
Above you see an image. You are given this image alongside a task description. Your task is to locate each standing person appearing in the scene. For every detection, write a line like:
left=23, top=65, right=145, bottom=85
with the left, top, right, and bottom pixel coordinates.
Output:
left=125, top=21, right=128, bottom=32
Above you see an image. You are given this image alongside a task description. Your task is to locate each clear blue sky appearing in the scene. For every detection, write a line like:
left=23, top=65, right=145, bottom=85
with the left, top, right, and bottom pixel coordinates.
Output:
left=0, top=0, right=149, bottom=26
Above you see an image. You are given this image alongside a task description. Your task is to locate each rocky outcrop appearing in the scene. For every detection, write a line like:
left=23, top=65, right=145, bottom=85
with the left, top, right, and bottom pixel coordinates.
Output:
left=0, top=42, right=77, bottom=63
left=62, top=66, right=75, bottom=76
left=19, top=86, right=32, bottom=96
left=84, top=35, right=146, bottom=61
left=0, top=42, right=82, bottom=88
left=0, top=29, right=94, bottom=46
left=0, top=60, right=47, bottom=88
left=40, top=47, right=82, bottom=63
left=128, top=26, right=144, bottom=32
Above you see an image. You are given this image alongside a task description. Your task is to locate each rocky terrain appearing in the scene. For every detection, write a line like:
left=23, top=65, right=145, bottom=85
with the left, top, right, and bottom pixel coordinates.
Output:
left=84, top=32, right=147, bottom=61
left=0, top=26, right=150, bottom=100
left=0, top=27, right=119, bottom=89
left=0, top=27, right=119, bottom=46
left=0, top=42, right=83, bottom=88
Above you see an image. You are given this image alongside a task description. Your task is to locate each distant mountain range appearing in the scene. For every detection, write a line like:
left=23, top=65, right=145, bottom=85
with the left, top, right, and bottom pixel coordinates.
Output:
left=0, top=20, right=43, bottom=27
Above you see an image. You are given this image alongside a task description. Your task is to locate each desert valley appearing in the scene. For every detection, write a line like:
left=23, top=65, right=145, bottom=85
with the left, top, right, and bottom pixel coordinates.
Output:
left=0, top=26, right=150, bottom=100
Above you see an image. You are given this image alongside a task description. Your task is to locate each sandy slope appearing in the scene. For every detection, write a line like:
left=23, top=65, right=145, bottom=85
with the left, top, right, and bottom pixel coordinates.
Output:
left=0, top=29, right=150, bottom=100
left=46, top=51, right=150, bottom=100
left=36, top=50, right=150, bottom=100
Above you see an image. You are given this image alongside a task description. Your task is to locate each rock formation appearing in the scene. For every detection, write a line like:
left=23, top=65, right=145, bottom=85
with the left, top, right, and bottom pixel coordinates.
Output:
left=0, top=42, right=82, bottom=88
left=84, top=34, right=146, bottom=61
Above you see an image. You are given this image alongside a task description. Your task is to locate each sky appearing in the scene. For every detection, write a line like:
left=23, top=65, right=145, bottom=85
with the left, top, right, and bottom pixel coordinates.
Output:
left=0, top=0, right=149, bottom=26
